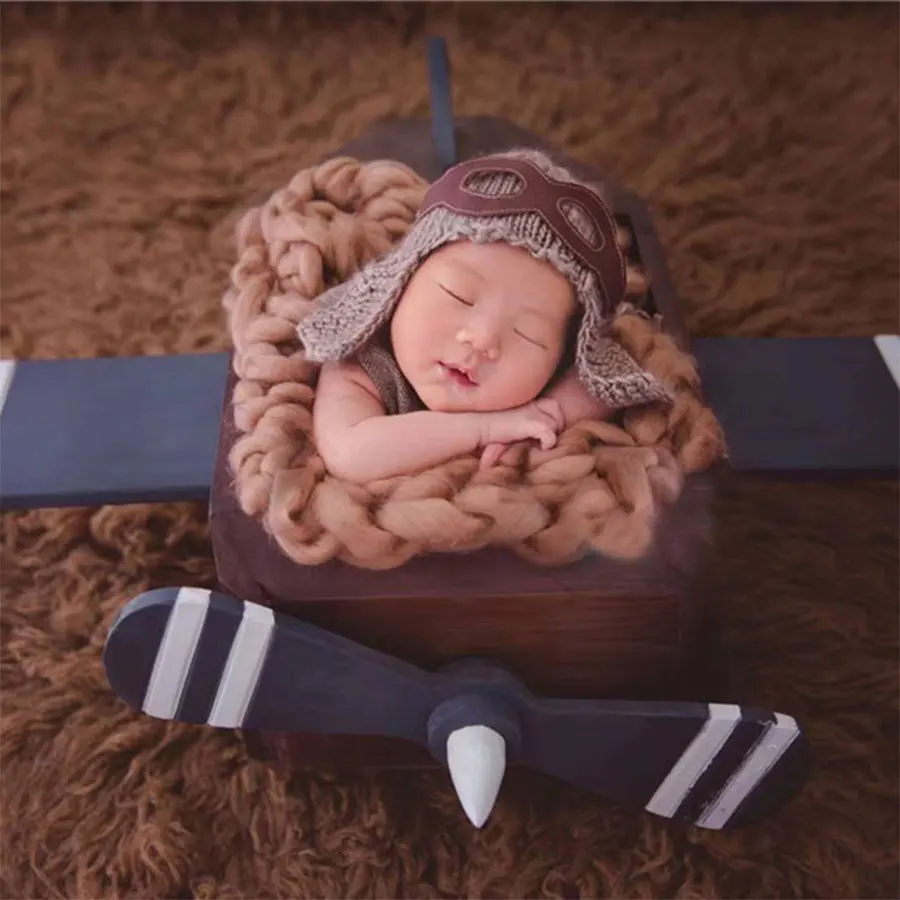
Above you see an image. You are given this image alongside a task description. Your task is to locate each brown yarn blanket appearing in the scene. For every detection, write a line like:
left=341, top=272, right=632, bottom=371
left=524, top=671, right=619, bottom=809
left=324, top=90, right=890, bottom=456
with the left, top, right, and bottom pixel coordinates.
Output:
left=1, top=3, right=897, bottom=899
left=224, top=158, right=724, bottom=569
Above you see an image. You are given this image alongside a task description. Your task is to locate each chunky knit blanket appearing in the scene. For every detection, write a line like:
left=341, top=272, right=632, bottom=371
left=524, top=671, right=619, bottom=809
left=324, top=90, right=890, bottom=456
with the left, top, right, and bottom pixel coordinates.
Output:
left=222, top=156, right=726, bottom=570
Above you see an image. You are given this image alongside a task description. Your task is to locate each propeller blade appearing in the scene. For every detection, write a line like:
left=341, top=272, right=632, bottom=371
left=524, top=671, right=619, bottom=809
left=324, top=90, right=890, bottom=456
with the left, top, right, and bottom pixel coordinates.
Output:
left=102, top=586, right=440, bottom=740
left=515, top=697, right=810, bottom=830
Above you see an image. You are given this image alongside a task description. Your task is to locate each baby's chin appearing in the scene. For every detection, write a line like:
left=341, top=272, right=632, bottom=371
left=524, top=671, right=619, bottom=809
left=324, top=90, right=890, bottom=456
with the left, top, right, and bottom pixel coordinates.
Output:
left=420, top=395, right=490, bottom=413
left=415, top=383, right=543, bottom=414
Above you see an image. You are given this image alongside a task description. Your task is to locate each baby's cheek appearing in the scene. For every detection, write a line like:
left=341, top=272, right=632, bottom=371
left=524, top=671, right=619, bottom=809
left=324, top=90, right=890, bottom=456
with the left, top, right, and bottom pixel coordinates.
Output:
left=490, top=354, right=555, bottom=408
left=392, top=313, right=427, bottom=363
left=411, top=306, right=449, bottom=352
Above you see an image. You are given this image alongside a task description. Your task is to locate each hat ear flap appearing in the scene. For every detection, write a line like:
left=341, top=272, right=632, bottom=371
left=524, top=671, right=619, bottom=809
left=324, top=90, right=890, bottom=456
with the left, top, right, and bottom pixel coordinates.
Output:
left=295, top=271, right=370, bottom=363
left=575, top=305, right=673, bottom=410
left=296, top=238, right=421, bottom=363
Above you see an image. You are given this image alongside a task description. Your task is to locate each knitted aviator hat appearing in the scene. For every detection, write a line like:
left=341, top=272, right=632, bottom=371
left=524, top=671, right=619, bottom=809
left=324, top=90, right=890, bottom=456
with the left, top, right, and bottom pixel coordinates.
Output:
left=297, top=149, right=672, bottom=411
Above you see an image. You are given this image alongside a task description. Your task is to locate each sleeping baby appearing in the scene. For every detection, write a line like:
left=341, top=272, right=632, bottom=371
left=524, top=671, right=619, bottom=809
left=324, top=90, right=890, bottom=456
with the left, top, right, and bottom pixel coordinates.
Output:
left=296, top=149, right=672, bottom=483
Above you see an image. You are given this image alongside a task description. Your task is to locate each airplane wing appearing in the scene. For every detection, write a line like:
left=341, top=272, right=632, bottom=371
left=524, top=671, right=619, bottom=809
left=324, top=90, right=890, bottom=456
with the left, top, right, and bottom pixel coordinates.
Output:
left=0, top=336, right=897, bottom=511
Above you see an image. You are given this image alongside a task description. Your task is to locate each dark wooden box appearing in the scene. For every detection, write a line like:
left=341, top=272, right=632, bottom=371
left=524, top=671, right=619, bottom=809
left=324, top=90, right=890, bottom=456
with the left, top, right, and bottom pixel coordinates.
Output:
left=209, top=118, right=718, bottom=771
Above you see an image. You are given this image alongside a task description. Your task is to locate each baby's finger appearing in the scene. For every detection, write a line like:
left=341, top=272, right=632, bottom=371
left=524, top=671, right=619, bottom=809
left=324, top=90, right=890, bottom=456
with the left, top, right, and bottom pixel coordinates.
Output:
left=537, top=408, right=564, bottom=434
left=535, top=425, right=557, bottom=450
left=479, top=443, right=505, bottom=470
left=552, top=402, right=565, bottom=430
left=537, top=398, right=565, bottom=430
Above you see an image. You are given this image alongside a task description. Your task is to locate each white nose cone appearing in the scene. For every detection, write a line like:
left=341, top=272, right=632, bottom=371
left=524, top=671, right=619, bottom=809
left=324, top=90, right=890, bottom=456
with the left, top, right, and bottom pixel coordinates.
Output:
left=446, top=724, right=507, bottom=828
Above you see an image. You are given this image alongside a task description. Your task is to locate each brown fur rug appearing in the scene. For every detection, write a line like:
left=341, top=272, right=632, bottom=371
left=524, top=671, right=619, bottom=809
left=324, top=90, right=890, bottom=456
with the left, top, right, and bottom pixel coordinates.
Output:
left=1, top=2, right=898, bottom=898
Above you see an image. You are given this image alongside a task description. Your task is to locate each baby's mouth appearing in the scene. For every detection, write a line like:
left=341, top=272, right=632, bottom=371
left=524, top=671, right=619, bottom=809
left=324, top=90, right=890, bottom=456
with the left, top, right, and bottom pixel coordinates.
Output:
left=440, top=362, right=478, bottom=388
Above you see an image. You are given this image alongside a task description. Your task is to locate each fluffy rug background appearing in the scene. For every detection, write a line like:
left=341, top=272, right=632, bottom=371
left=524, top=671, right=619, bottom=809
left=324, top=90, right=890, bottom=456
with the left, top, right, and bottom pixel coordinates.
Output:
left=1, top=2, right=897, bottom=898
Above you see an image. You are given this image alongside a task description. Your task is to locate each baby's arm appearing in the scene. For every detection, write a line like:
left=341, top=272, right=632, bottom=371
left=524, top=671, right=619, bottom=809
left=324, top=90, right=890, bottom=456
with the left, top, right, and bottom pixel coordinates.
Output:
left=313, top=361, right=485, bottom=482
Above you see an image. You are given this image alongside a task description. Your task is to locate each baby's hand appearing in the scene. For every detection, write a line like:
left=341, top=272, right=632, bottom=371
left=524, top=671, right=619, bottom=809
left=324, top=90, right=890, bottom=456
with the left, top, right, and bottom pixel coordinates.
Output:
left=478, top=371, right=613, bottom=470
left=545, top=367, right=612, bottom=425
left=479, top=398, right=564, bottom=468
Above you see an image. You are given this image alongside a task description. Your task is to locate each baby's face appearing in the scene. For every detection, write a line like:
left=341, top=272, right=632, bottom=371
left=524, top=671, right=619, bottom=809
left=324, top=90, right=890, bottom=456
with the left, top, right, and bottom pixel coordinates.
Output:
left=389, top=240, right=576, bottom=413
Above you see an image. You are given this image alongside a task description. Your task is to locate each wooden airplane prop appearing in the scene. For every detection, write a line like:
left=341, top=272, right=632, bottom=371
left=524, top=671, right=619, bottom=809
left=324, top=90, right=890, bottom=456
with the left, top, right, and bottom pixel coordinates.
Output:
left=2, top=38, right=897, bottom=832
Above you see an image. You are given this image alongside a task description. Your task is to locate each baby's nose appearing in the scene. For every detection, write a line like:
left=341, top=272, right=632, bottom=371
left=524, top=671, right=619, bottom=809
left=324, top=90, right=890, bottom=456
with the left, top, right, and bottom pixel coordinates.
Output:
left=457, top=324, right=500, bottom=359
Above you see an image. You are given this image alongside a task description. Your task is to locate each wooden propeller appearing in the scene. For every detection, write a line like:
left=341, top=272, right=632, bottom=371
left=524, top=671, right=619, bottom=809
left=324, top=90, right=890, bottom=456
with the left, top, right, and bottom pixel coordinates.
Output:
left=103, top=586, right=812, bottom=831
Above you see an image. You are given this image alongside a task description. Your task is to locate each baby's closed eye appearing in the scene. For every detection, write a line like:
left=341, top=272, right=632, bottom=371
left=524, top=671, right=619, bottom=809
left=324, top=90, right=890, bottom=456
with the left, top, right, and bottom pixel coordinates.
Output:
left=438, top=283, right=473, bottom=306
left=514, top=327, right=548, bottom=349
left=514, top=310, right=560, bottom=350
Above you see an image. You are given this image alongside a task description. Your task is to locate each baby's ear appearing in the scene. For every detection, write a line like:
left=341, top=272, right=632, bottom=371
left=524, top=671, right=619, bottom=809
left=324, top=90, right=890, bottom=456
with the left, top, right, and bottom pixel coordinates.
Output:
left=578, top=336, right=673, bottom=411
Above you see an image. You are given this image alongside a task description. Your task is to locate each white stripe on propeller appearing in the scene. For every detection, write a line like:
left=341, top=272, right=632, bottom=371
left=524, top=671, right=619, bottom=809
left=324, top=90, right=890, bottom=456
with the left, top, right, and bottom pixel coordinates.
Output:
left=696, top=712, right=800, bottom=829
left=874, top=335, right=900, bottom=391
left=207, top=601, right=275, bottom=728
left=644, top=703, right=742, bottom=819
left=0, top=360, right=16, bottom=419
left=142, top=587, right=210, bottom=719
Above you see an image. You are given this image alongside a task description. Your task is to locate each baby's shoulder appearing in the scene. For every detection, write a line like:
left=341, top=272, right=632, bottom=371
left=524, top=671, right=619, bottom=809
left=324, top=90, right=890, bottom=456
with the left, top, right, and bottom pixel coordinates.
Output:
left=316, top=358, right=381, bottom=403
